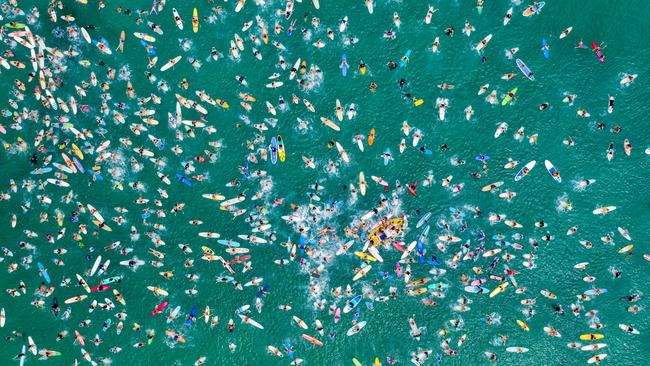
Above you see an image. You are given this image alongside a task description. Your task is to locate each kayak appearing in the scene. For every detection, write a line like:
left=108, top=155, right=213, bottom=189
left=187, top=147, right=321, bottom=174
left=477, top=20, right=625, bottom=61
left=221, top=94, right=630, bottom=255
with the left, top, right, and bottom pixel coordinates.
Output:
left=544, top=160, right=561, bottom=183
left=591, top=41, right=605, bottom=63
left=501, top=88, right=518, bottom=106
left=515, top=160, right=536, bottom=181
left=516, top=59, right=535, bottom=81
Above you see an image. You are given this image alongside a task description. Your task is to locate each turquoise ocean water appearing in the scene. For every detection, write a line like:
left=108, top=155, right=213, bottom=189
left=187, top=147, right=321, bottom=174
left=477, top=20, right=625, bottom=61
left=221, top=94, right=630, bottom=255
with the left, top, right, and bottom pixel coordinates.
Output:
left=1, top=0, right=649, bottom=365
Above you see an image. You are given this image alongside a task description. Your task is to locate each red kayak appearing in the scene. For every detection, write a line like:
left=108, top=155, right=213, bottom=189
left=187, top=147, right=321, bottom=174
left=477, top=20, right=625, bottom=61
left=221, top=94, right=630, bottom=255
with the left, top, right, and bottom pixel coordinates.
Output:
left=90, top=285, right=110, bottom=292
left=151, top=301, right=169, bottom=316
left=406, top=181, right=418, bottom=196
left=591, top=41, right=605, bottom=64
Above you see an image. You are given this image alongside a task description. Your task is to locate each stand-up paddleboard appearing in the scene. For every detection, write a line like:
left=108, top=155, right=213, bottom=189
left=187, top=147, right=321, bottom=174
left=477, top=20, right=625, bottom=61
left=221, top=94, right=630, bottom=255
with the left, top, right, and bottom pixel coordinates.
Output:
left=544, top=160, right=561, bottom=183
left=346, top=321, right=367, bottom=336
left=516, top=59, right=535, bottom=81
left=340, top=54, right=348, bottom=76
left=522, top=1, right=545, bottom=16
left=277, top=135, right=286, bottom=162
left=591, top=41, right=605, bottom=63
left=515, top=160, right=536, bottom=181
left=269, top=136, right=278, bottom=165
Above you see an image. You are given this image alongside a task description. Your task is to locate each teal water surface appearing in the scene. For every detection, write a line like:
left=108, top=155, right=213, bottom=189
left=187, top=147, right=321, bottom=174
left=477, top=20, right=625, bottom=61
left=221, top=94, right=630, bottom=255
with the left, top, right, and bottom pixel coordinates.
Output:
left=1, top=1, right=649, bottom=365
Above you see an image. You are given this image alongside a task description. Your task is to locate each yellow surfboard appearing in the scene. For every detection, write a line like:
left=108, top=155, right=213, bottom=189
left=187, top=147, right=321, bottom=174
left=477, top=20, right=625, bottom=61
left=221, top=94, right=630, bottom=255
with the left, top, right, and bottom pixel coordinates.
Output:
left=489, top=282, right=509, bottom=298
left=516, top=319, right=529, bottom=331
left=618, top=244, right=633, bottom=253
left=580, top=333, right=604, bottom=341
left=71, top=143, right=84, bottom=160
left=192, top=8, right=199, bottom=33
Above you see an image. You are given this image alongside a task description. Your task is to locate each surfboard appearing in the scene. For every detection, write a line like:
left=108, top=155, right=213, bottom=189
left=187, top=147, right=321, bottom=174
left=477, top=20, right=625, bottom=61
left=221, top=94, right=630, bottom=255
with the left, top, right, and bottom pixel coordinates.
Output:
left=192, top=8, right=199, bottom=33
left=501, top=88, right=518, bottom=106
left=320, top=117, right=340, bottom=132
left=160, top=56, right=182, bottom=72
left=592, top=206, right=616, bottom=215
left=475, top=34, right=492, bottom=52
left=541, top=38, right=550, bottom=58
